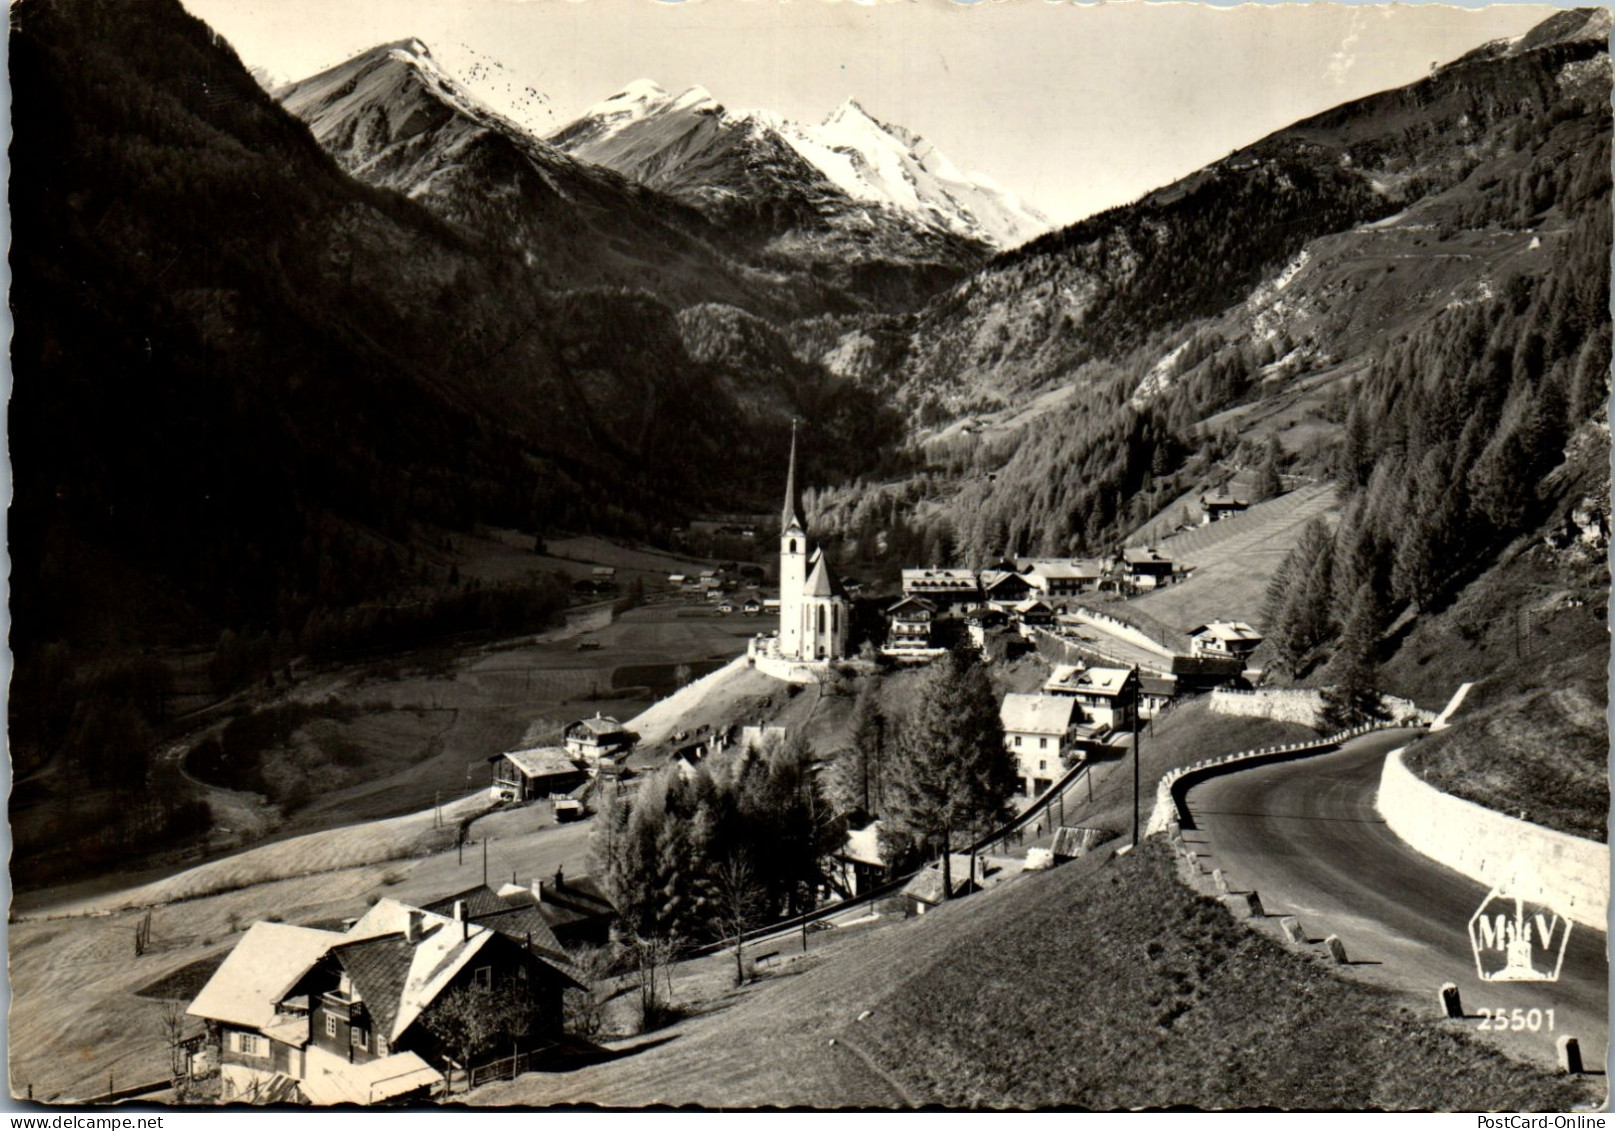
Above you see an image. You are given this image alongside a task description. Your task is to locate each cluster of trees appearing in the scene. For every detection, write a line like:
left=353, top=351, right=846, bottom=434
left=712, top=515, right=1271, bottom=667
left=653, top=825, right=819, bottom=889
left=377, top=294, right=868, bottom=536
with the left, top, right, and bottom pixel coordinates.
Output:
left=590, top=647, right=1018, bottom=991
left=592, top=736, right=844, bottom=947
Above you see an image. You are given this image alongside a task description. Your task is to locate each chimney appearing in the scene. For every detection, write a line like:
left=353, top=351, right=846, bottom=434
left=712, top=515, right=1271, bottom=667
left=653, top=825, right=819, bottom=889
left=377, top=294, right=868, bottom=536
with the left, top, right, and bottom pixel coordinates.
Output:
left=532, top=879, right=544, bottom=904
left=554, top=866, right=564, bottom=890
left=453, top=899, right=468, bottom=940
left=406, top=909, right=423, bottom=944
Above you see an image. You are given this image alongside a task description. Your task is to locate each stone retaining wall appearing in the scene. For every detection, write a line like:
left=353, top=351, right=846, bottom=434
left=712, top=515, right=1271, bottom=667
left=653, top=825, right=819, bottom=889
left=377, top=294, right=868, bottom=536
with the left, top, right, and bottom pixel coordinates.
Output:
left=1208, top=687, right=1324, bottom=727
left=1376, top=749, right=1608, bottom=930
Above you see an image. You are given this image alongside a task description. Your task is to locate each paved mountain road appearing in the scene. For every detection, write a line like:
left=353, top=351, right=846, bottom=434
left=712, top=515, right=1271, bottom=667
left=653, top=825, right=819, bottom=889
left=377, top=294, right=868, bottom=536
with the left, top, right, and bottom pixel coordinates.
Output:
left=1185, top=729, right=1608, bottom=1072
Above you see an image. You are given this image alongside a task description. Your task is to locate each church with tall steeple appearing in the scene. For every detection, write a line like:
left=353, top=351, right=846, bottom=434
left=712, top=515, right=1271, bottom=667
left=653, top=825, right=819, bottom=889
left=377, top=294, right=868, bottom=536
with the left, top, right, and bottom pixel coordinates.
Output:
left=775, top=424, right=848, bottom=664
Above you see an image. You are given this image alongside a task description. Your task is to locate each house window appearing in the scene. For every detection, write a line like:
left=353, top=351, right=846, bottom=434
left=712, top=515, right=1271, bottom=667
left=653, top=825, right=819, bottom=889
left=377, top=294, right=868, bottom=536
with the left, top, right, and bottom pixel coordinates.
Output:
left=1039, top=760, right=1047, bottom=771
left=788, top=539, right=797, bottom=554
left=325, top=1015, right=337, bottom=1039
left=474, top=966, right=493, bottom=989
left=377, top=1035, right=389, bottom=1057
left=353, top=1027, right=369, bottom=1051
left=237, top=1032, right=263, bottom=1057
left=1013, top=736, right=1022, bottom=747
left=1039, top=737, right=1048, bottom=750
left=518, top=965, right=529, bottom=981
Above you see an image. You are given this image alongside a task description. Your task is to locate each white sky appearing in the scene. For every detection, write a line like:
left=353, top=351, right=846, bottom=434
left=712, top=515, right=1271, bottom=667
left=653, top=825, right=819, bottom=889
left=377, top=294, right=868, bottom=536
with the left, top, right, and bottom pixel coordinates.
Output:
left=181, top=0, right=1564, bottom=226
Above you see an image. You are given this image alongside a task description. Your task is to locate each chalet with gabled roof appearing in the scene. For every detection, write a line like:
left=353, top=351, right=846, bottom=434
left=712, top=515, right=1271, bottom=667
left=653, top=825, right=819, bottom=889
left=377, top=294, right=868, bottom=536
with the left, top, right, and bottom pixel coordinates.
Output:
left=187, top=898, right=581, bottom=1104
left=1188, top=620, right=1263, bottom=661
left=488, top=747, right=586, bottom=802
left=563, top=713, right=638, bottom=767
left=1201, top=492, right=1250, bottom=523
left=885, top=594, right=938, bottom=652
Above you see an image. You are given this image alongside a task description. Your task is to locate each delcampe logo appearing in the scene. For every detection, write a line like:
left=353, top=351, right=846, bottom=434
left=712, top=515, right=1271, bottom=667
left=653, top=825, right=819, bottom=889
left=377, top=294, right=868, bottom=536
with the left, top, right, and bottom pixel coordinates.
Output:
left=1467, top=885, right=1572, bottom=983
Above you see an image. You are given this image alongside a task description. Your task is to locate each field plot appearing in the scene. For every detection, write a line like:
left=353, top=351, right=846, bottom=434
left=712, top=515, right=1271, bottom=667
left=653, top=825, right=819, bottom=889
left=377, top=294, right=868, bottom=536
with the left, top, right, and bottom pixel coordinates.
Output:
left=1128, top=484, right=1339, bottom=632
left=449, top=528, right=721, bottom=588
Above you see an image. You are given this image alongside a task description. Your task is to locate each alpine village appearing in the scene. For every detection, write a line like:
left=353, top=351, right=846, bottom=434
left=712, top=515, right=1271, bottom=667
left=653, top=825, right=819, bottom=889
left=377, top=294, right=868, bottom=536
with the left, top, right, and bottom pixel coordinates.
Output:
left=8, top=0, right=1612, bottom=1112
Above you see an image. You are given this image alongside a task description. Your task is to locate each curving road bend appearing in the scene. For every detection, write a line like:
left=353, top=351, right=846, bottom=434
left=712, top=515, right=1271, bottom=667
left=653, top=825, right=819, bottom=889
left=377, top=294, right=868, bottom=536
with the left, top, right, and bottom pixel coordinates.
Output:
left=1185, top=728, right=1609, bottom=1072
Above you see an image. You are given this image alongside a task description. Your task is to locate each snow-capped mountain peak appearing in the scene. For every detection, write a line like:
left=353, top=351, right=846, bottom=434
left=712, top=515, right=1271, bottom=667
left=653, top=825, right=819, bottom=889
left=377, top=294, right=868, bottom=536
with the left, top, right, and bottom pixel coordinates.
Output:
left=553, top=80, right=1050, bottom=248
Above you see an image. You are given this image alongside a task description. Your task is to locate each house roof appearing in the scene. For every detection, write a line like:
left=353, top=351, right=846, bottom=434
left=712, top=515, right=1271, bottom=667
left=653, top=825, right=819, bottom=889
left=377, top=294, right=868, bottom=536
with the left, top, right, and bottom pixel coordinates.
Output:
left=1043, top=663, right=1085, bottom=690
left=1027, top=560, right=1102, bottom=581
left=1201, top=493, right=1249, bottom=507
left=187, top=922, right=347, bottom=1030
left=424, top=885, right=581, bottom=985
left=840, top=821, right=887, bottom=868
left=1013, top=598, right=1053, bottom=614
left=1140, top=675, right=1178, bottom=696
left=1122, top=548, right=1172, bottom=566
left=332, top=933, right=415, bottom=1042
left=1188, top=621, right=1263, bottom=644
left=298, top=1049, right=442, bottom=1106
left=887, top=594, right=937, bottom=616
left=1071, top=667, right=1135, bottom=697
left=498, top=747, right=582, bottom=779
left=979, top=569, right=1030, bottom=592
left=568, top=713, right=628, bottom=737
left=1000, top=693, right=1078, bottom=735
left=490, top=877, right=617, bottom=940
left=900, top=856, right=977, bottom=905
left=342, top=900, right=499, bottom=1041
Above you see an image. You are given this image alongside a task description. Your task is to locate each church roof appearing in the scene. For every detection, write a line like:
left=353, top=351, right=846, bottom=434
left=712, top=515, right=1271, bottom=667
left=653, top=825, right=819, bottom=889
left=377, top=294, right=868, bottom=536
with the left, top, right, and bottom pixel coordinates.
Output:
left=805, top=554, right=840, bottom=598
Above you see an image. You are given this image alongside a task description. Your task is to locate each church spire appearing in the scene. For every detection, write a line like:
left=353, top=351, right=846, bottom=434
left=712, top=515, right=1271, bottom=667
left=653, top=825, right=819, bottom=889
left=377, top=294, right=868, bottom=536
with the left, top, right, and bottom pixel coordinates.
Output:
left=782, top=420, right=803, bottom=531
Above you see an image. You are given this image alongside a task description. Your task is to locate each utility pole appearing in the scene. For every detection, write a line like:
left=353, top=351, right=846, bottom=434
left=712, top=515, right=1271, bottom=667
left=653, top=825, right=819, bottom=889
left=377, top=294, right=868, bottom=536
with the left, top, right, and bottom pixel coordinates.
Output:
left=1131, top=667, right=1141, bottom=848
left=482, top=837, right=489, bottom=887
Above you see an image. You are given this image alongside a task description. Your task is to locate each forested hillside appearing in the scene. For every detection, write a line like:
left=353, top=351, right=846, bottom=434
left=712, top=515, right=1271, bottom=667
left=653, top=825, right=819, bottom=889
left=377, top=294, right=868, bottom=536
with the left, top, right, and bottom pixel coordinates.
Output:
left=799, top=9, right=1611, bottom=586
left=7, top=0, right=903, bottom=822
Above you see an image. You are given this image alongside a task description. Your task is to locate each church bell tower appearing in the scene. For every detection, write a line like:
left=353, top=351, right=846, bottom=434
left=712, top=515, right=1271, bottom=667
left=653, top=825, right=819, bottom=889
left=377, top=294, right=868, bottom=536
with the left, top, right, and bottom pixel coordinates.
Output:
left=778, top=422, right=807, bottom=660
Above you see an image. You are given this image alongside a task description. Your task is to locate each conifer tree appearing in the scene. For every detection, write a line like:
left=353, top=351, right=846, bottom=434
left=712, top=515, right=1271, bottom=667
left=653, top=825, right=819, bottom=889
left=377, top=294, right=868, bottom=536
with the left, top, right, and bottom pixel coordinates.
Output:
left=883, top=644, right=1016, bottom=899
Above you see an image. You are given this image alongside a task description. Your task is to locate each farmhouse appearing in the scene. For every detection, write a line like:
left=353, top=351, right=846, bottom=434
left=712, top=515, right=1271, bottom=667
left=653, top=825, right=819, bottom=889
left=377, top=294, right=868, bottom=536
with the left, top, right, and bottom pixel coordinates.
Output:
left=901, top=855, right=984, bottom=915
left=979, top=569, right=1034, bottom=606
left=1023, top=559, right=1104, bottom=598
left=563, top=713, right=638, bottom=766
left=1000, top=693, right=1079, bottom=796
left=487, top=747, right=587, bottom=802
left=833, top=821, right=890, bottom=898
left=1201, top=492, right=1250, bottom=523
left=1011, top=597, right=1055, bottom=630
left=188, top=900, right=580, bottom=1104
left=1188, top=620, right=1264, bottom=661
left=1116, top=548, right=1176, bottom=590
left=885, top=594, right=938, bottom=652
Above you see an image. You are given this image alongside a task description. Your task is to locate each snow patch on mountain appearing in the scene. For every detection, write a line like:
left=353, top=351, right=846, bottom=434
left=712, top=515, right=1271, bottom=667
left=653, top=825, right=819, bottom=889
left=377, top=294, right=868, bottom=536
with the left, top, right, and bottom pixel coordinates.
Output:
left=556, top=79, right=1050, bottom=248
